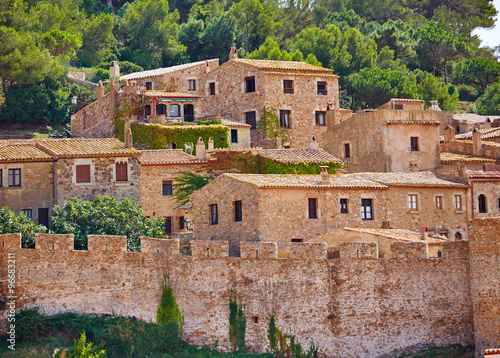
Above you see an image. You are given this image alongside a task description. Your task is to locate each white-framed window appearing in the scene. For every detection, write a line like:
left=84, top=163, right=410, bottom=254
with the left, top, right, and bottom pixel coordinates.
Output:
left=407, top=194, right=419, bottom=211
left=454, top=194, right=463, bottom=211
left=22, top=209, right=32, bottom=218
left=187, top=79, right=196, bottom=91
left=435, top=195, right=443, bottom=210
left=361, top=199, right=373, bottom=220
left=8, top=168, right=21, bottom=187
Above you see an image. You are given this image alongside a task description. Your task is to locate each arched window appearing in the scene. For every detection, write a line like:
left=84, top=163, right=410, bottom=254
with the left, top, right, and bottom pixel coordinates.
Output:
left=156, top=104, right=166, bottom=115
left=455, top=232, right=462, bottom=241
left=144, top=105, right=151, bottom=117
left=170, top=104, right=180, bottom=117
left=478, top=194, right=487, bottom=213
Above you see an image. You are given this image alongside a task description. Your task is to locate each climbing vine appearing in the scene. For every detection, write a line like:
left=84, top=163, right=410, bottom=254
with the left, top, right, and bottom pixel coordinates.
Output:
left=257, top=106, right=291, bottom=146
left=156, top=273, right=184, bottom=338
left=229, top=288, right=246, bottom=352
left=115, top=118, right=230, bottom=153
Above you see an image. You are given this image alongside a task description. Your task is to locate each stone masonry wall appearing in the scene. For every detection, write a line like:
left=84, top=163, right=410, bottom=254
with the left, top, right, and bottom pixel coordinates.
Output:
left=469, top=180, right=500, bottom=219
left=71, top=93, right=114, bottom=138
left=55, top=157, right=141, bottom=205
left=468, top=218, right=500, bottom=357
left=0, top=234, right=475, bottom=357
left=440, top=140, right=500, bottom=160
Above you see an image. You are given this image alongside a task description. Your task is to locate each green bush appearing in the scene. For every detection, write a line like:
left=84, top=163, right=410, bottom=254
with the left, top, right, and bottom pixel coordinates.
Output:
left=0, top=207, right=47, bottom=248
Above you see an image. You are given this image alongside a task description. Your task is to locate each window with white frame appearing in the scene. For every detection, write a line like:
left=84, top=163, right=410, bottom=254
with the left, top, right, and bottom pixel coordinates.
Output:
left=407, top=194, right=418, bottom=210
left=435, top=195, right=443, bottom=210
left=454, top=195, right=462, bottom=211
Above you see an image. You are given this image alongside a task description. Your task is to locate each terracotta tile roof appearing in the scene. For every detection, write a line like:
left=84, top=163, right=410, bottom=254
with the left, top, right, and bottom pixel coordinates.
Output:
left=143, top=91, right=200, bottom=99
left=261, top=71, right=339, bottom=78
left=234, top=59, right=334, bottom=74
left=453, top=113, right=500, bottom=123
left=120, top=60, right=216, bottom=80
left=485, top=349, right=500, bottom=355
left=466, top=170, right=500, bottom=179
left=453, top=127, right=500, bottom=140
left=344, top=227, right=448, bottom=243
left=0, top=144, right=53, bottom=163
left=220, top=118, right=251, bottom=128
left=224, top=173, right=388, bottom=189
left=141, top=149, right=204, bottom=165
left=386, top=119, right=440, bottom=125
left=360, top=172, right=466, bottom=187
left=389, top=98, right=424, bottom=103
left=259, top=149, right=343, bottom=164
left=35, top=138, right=140, bottom=158
left=441, top=152, right=497, bottom=164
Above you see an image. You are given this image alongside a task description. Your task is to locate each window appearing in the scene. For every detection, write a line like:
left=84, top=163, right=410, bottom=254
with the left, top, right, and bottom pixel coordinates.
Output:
left=156, top=104, right=166, bottom=115
left=317, top=81, right=327, bottom=95
left=179, top=216, right=185, bottom=230
left=210, top=204, right=218, bottom=225
left=454, top=195, right=462, bottom=211
left=75, top=165, right=90, bottom=184
left=145, top=82, right=152, bottom=90
left=231, top=129, right=238, bottom=143
left=395, top=104, right=403, bottom=110
left=410, top=137, right=419, bottom=151
left=478, top=194, right=487, bottom=213
left=170, top=104, right=180, bottom=117
left=162, top=180, right=172, bottom=196
left=344, top=143, right=350, bottom=158
left=455, top=232, right=463, bottom=240
left=407, top=194, right=418, bottom=210
left=209, top=82, right=216, bottom=96
left=340, top=199, right=348, bottom=213
left=283, top=80, right=294, bottom=94
left=291, top=239, right=303, bottom=242
left=280, top=110, right=290, bottom=128
left=245, top=76, right=255, bottom=93
left=8, top=168, right=21, bottom=187
left=308, top=198, right=317, bottom=219
left=361, top=199, right=373, bottom=220
left=22, top=209, right=32, bottom=218
left=234, top=200, right=242, bottom=222
left=498, top=197, right=500, bottom=210
left=245, top=111, right=257, bottom=130
left=315, top=111, right=326, bottom=126
left=164, top=217, right=172, bottom=235
left=435, top=196, right=443, bottom=210
left=0, top=169, right=2, bottom=187
left=144, top=105, right=151, bottom=117
left=116, top=161, right=128, bottom=182
left=455, top=125, right=461, bottom=134
left=188, top=79, right=196, bottom=91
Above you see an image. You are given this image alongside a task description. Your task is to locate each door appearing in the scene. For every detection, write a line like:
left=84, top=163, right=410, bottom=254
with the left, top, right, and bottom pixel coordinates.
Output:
left=38, top=208, right=49, bottom=228
left=184, top=104, right=194, bottom=122
left=245, top=111, right=256, bottom=130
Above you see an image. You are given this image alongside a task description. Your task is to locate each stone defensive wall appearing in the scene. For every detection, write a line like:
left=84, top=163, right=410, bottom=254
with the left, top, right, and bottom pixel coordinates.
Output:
left=1, top=224, right=498, bottom=357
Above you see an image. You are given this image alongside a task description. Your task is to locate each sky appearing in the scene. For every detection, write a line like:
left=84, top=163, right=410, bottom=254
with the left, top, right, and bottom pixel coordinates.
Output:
left=472, top=0, right=500, bottom=48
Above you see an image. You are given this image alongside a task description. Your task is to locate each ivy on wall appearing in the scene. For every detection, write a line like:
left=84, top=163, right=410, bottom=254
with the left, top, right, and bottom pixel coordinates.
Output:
left=115, top=118, right=230, bottom=152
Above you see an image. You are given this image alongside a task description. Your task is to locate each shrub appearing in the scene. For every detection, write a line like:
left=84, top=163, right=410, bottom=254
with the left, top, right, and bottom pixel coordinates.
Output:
left=0, top=207, right=47, bottom=247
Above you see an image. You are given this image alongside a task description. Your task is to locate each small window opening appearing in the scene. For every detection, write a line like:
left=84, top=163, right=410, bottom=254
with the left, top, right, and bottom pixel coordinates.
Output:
left=255, top=250, right=259, bottom=258
left=253, top=316, right=259, bottom=323
left=245, top=76, right=255, bottom=93
left=206, top=248, right=210, bottom=257
left=437, top=251, right=442, bottom=258
left=291, top=239, right=303, bottom=243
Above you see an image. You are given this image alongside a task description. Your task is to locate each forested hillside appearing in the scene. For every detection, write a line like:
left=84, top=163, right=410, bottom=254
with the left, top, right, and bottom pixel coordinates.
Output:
left=1, top=0, right=499, bottom=126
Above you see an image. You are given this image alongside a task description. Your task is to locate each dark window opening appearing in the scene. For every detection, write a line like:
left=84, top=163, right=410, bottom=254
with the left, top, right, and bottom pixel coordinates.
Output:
left=253, top=316, right=259, bottom=323
left=231, top=129, right=238, bottom=143
left=0, top=169, right=2, bottom=187
left=283, top=80, right=294, bottom=94
left=116, top=161, right=128, bottom=182
left=410, top=137, right=419, bottom=151
left=162, top=180, right=172, bottom=196
left=188, top=79, right=196, bottom=91
left=395, top=104, right=403, bottom=110
left=361, top=199, right=373, bottom=220
left=317, top=81, right=327, bottom=95
left=344, top=143, right=350, bottom=158
left=164, top=217, right=172, bottom=235
left=455, top=125, right=460, bottom=134
left=437, top=251, right=442, bottom=258
left=144, top=105, right=151, bottom=117
left=184, top=104, right=194, bottom=122
left=340, top=198, right=348, bottom=213
left=179, top=216, right=185, bottom=230
left=245, top=111, right=257, bottom=130
left=315, top=111, right=326, bottom=126
left=245, top=76, right=255, bottom=93
left=478, top=194, right=487, bottom=213
left=75, top=165, right=90, bottom=184
left=209, top=82, right=216, bottom=96
left=234, top=200, right=242, bottom=222
left=38, top=208, right=49, bottom=228
left=156, top=104, right=166, bottom=115
left=308, top=198, right=317, bottom=219
left=455, top=232, right=462, bottom=240
left=210, top=204, right=218, bottom=225
left=145, top=82, right=152, bottom=90
left=291, top=239, right=303, bottom=242
left=8, top=168, right=21, bottom=187
left=280, top=110, right=290, bottom=128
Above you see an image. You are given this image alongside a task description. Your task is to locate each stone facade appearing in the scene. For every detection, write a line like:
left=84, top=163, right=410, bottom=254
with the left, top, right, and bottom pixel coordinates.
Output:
left=2, top=229, right=488, bottom=357
left=322, top=109, right=442, bottom=173
left=466, top=171, right=500, bottom=219
left=197, top=58, right=340, bottom=148
left=190, top=173, right=469, bottom=251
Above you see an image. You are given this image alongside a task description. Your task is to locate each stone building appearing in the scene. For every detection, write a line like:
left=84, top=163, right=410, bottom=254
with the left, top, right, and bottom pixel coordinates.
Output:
left=140, top=149, right=205, bottom=235
left=190, top=172, right=469, bottom=252
left=197, top=50, right=341, bottom=148
left=466, top=169, right=500, bottom=219
left=35, top=138, right=141, bottom=205
left=322, top=108, right=442, bottom=172
left=0, top=144, right=55, bottom=228
left=452, top=113, right=500, bottom=134
left=441, top=125, right=500, bottom=160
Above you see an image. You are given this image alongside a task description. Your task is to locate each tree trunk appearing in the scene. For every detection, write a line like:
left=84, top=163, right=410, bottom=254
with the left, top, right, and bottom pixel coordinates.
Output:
left=444, top=59, right=448, bottom=85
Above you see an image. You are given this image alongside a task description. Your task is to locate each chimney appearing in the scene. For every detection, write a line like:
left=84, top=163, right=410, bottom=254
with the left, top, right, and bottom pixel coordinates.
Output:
left=196, top=137, right=206, bottom=160
left=206, top=60, right=211, bottom=73
left=420, top=227, right=428, bottom=241
left=429, top=101, right=441, bottom=111
left=381, top=221, right=392, bottom=229
left=443, top=124, right=455, bottom=143
left=319, top=166, right=330, bottom=184
left=97, top=81, right=104, bottom=101
left=110, top=61, right=120, bottom=83
left=472, top=128, right=482, bottom=156
left=409, top=161, right=418, bottom=172
left=229, top=46, right=238, bottom=60
left=326, top=102, right=338, bottom=127
left=124, top=120, right=133, bottom=148
left=208, top=137, right=214, bottom=150
left=309, top=135, right=319, bottom=150
left=129, top=80, right=138, bottom=93
left=123, top=79, right=131, bottom=93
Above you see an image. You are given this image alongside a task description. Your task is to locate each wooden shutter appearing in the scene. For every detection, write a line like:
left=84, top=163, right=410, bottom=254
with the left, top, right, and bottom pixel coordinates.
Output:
left=116, top=162, right=128, bottom=181
left=76, top=165, right=90, bottom=183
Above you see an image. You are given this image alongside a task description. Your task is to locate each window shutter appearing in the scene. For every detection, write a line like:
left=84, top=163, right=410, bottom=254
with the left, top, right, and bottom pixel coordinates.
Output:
left=76, top=165, right=90, bottom=183
left=116, top=162, right=128, bottom=181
